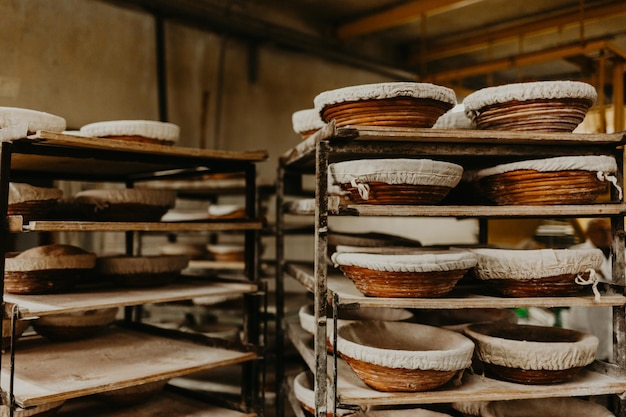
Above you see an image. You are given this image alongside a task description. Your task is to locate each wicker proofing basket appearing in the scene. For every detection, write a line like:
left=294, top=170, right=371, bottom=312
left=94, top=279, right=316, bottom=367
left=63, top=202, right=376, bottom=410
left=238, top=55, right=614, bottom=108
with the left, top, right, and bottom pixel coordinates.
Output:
left=8, top=199, right=58, bottom=223
left=320, top=97, right=453, bottom=128
left=98, top=379, right=169, bottom=406
left=479, top=169, right=608, bottom=205
left=293, top=371, right=354, bottom=417
left=341, top=182, right=454, bottom=205
left=4, top=268, right=90, bottom=295
left=32, top=307, right=119, bottom=341
left=337, top=321, right=474, bottom=392
left=470, top=248, right=604, bottom=298
left=471, top=98, right=593, bottom=132
left=332, top=251, right=477, bottom=298
left=464, top=323, right=598, bottom=385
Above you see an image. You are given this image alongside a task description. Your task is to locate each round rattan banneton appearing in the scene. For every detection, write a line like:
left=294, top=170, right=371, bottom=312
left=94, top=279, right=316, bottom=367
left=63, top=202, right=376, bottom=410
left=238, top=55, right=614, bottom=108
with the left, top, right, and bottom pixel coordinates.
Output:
left=4, top=269, right=90, bottom=295
left=75, top=203, right=170, bottom=222
left=321, top=97, right=453, bottom=128
left=482, top=363, right=583, bottom=385
left=479, top=169, right=607, bottom=205
left=8, top=199, right=58, bottom=223
left=473, top=98, right=593, bottom=132
left=341, top=355, right=458, bottom=392
left=488, top=272, right=589, bottom=297
left=341, top=183, right=453, bottom=205
left=339, top=265, right=466, bottom=297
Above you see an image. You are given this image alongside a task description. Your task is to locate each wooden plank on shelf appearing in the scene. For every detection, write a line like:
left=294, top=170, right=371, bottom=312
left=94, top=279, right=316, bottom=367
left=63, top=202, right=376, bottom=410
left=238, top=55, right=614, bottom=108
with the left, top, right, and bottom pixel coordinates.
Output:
left=5, top=281, right=257, bottom=318
left=23, top=220, right=264, bottom=232
left=188, top=260, right=245, bottom=271
left=345, top=126, right=626, bottom=145
left=336, top=365, right=626, bottom=406
left=285, top=315, right=626, bottom=407
left=284, top=262, right=316, bottom=293
left=283, top=200, right=626, bottom=218
left=343, top=203, right=626, bottom=218
left=58, top=391, right=256, bottom=416
left=29, top=131, right=268, bottom=162
left=2, top=328, right=257, bottom=408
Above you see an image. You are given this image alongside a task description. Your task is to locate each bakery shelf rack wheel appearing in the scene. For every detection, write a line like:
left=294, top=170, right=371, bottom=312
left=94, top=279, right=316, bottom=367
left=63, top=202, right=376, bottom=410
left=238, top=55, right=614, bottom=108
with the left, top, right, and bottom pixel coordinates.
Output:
left=0, top=130, right=268, bottom=416
left=275, top=121, right=626, bottom=417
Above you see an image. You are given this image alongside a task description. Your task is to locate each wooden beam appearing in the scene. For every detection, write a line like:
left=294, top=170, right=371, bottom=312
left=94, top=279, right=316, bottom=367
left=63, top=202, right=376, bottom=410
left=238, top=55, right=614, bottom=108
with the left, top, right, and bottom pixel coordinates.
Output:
left=412, top=1, right=626, bottom=63
left=335, top=0, right=482, bottom=40
left=424, top=39, right=610, bottom=83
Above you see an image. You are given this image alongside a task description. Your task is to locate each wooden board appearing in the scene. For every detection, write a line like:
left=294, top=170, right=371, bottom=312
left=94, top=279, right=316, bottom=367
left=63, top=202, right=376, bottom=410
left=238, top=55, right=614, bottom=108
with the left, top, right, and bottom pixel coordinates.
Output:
left=286, top=317, right=626, bottom=408
left=279, top=124, right=626, bottom=168
left=5, top=280, right=257, bottom=318
left=23, top=220, right=264, bottom=233
left=1, top=328, right=257, bottom=408
left=284, top=263, right=626, bottom=309
left=58, top=391, right=256, bottom=416
left=32, top=131, right=268, bottom=162
left=284, top=199, right=626, bottom=218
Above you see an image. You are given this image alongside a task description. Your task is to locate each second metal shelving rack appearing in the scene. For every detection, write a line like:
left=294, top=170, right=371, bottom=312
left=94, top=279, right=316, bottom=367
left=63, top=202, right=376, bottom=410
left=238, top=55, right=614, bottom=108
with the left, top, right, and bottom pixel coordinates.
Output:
left=0, top=130, right=268, bottom=416
left=276, top=121, right=626, bottom=417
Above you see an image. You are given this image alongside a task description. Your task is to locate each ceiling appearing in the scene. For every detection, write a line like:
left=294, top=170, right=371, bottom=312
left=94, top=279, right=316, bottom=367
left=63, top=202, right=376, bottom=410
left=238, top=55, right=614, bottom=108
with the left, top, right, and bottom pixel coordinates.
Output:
left=104, top=0, right=626, bottom=96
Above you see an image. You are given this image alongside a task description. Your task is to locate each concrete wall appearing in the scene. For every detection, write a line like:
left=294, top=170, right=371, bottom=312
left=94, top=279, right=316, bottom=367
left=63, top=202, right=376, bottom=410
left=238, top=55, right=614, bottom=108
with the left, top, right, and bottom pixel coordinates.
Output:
left=1, top=0, right=479, bottom=278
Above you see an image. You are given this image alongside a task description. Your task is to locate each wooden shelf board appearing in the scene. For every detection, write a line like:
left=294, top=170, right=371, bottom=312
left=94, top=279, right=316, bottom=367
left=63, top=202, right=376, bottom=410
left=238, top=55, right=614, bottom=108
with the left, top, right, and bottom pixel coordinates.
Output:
left=336, top=365, right=626, bottom=407
left=279, top=124, right=626, bottom=168
left=284, top=199, right=626, bottom=218
left=5, top=280, right=257, bottom=319
left=286, top=317, right=626, bottom=408
left=2, top=328, right=257, bottom=408
left=188, top=260, right=245, bottom=271
left=21, top=220, right=264, bottom=233
left=32, top=131, right=268, bottom=162
left=284, top=263, right=626, bottom=309
left=58, top=390, right=256, bottom=416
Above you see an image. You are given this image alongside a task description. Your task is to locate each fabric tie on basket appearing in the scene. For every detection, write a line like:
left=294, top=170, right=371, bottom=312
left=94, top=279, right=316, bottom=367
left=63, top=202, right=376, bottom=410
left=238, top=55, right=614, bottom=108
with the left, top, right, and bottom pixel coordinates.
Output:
left=575, top=268, right=601, bottom=301
left=350, top=178, right=371, bottom=200
left=596, top=170, right=622, bottom=199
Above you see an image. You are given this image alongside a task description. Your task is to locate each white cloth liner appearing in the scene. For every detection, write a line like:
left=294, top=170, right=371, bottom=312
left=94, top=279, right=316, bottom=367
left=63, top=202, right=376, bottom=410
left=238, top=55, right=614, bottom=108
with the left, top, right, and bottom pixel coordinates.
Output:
left=433, top=109, right=473, bottom=129
left=80, top=120, right=180, bottom=142
left=291, top=108, right=325, bottom=134
left=332, top=250, right=477, bottom=273
left=329, top=158, right=463, bottom=200
left=0, top=106, right=66, bottom=132
left=337, top=321, right=474, bottom=370
left=463, top=81, right=597, bottom=115
left=314, top=82, right=457, bottom=112
left=465, top=155, right=622, bottom=200
left=9, top=182, right=63, bottom=204
left=465, top=324, right=598, bottom=371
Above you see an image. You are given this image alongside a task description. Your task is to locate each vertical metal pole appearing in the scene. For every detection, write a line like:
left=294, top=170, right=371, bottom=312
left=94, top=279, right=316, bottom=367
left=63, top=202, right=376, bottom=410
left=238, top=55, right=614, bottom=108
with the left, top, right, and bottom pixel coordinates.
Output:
left=314, top=141, right=330, bottom=417
left=242, top=163, right=260, bottom=413
left=275, top=165, right=286, bottom=417
left=0, top=142, right=13, bottom=417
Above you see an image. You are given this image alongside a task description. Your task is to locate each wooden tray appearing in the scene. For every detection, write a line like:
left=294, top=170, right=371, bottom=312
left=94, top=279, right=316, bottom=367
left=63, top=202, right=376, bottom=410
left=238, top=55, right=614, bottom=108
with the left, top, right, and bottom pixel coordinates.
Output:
left=340, top=265, right=465, bottom=297
left=479, top=169, right=607, bottom=205
left=321, top=98, right=452, bottom=128
left=474, top=98, right=592, bottom=132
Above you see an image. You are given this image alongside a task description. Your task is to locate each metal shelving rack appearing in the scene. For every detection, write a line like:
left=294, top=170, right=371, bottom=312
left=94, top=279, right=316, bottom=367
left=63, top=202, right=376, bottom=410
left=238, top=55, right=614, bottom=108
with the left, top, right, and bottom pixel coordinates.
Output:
left=0, top=130, right=268, bottom=416
left=276, top=121, right=626, bottom=417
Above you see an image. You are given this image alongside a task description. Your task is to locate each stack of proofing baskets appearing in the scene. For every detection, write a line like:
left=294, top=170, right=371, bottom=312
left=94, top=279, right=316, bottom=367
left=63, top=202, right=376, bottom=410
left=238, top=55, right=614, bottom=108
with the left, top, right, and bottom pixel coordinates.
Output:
left=289, top=80, right=619, bottom=417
